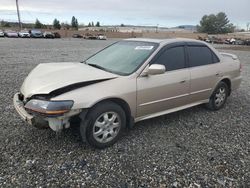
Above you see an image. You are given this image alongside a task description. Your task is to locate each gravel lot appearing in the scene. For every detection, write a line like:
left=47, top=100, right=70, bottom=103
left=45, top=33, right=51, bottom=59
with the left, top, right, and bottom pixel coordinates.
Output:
left=0, top=38, right=249, bottom=187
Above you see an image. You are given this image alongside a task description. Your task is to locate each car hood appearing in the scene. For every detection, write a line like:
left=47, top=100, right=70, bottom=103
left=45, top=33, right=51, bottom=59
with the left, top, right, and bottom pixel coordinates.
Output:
left=21, top=62, right=118, bottom=98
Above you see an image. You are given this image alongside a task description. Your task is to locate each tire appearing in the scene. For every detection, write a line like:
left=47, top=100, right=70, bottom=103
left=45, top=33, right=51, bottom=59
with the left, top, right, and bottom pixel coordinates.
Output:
left=80, top=101, right=126, bottom=149
left=206, top=81, right=229, bottom=111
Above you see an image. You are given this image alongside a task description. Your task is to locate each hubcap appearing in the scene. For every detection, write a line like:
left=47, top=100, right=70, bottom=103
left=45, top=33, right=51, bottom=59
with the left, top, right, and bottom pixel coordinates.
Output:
left=214, top=87, right=226, bottom=107
left=93, top=112, right=121, bottom=143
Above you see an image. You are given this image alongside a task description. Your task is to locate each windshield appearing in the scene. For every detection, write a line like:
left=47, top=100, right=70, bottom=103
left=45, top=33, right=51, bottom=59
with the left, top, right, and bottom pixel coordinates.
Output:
left=32, top=30, right=42, bottom=34
left=85, top=41, right=158, bottom=75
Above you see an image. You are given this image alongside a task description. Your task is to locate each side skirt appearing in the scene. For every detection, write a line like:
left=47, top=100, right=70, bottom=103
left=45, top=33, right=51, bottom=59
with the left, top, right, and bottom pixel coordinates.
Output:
left=135, top=99, right=209, bottom=123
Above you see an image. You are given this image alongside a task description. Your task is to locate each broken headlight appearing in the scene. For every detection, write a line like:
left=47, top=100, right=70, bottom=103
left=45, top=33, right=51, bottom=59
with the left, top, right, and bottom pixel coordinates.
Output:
left=24, top=99, right=74, bottom=116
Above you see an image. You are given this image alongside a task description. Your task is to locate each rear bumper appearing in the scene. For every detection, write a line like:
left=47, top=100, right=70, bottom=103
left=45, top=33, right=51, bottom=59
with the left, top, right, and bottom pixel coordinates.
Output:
left=231, top=75, right=242, bottom=91
left=13, top=93, right=34, bottom=125
left=20, top=35, right=30, bottom=38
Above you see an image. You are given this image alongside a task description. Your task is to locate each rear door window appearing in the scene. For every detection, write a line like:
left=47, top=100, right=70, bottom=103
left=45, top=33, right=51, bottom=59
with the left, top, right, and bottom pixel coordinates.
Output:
left=212, top=52, right=220, bottom=63
left=188, top=46, right=215, bottom=67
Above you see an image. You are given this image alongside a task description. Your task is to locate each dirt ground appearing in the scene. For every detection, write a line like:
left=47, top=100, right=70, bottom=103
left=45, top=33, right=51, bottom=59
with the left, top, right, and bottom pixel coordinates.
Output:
left=0, top=38, right=249, bottom=187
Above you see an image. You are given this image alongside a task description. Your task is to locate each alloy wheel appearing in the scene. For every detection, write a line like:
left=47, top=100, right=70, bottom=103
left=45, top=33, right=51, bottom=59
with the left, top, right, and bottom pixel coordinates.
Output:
left=214, top=87, right=226, bottom=107
left=92, top=112, right=121, bottom=143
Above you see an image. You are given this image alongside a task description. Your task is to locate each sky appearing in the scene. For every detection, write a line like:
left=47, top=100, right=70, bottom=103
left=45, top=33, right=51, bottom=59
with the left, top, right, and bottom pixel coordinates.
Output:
left=0, top=0, right=249, bottom=29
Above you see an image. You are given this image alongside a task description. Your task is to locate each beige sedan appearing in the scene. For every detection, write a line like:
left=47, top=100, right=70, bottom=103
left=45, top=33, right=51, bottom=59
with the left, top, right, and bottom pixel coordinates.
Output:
left=13, top=38, right=242, bottom=148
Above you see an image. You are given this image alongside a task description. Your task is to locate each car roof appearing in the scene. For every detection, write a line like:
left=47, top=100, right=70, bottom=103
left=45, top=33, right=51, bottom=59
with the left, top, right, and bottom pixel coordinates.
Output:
left=124, top=38, right=207, bottom=45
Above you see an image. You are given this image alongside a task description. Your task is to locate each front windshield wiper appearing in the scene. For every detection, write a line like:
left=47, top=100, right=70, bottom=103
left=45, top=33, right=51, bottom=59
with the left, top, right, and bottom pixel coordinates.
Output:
left=86, top=63, right=107, bottom=71
left=82, top=61, right=109, bottom=72
left=82, top=62, right=124, bottom=75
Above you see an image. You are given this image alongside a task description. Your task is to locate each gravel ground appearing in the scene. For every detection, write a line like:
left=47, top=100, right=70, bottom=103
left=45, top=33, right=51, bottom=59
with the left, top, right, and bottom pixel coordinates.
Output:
left=0, top=38, right=249, bottom=187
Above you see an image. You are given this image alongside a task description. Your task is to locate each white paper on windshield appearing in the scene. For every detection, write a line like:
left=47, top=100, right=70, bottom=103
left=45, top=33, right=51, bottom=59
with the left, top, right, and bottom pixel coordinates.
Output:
left=135, top=46, right=154, bottom=50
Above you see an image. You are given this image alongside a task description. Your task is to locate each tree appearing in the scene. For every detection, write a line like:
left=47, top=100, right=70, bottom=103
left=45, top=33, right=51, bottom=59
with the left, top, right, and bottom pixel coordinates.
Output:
left=71, top=16, right=76, bottom=27
left=1, top=20, right=10, bottom=27
left=75, top=19, right=78, bottom=29
left=95, top=21, right=100, bottom=27
left=71, top=16, right=78, bottom=30
left=53, top=18, right=61, bottom=30
left=91, top=22, right=94, bottom=27
left=120, top=24, right=125, bottom=27
left=88, top=22, right=92, bottom=27
left=198, top=12, right=234, bottom=34
left=34, top=19, right=43, bottom=29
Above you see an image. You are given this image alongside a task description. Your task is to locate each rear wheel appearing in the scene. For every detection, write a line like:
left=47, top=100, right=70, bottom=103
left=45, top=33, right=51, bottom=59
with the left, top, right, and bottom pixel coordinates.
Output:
left=80, top=102, right=126, bottom=149
left=206, top=82, right=229, bottom=110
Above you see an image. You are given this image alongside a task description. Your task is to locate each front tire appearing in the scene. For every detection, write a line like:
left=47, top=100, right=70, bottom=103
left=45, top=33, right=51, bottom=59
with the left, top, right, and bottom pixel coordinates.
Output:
left=206, top=82, right=229, bottom=111
left=80, top=102, right=126, bottom=149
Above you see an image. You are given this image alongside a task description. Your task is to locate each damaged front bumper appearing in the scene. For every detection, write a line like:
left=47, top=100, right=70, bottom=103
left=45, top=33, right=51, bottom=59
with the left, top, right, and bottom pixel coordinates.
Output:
left=13, top=93, right=34, bottom=125
left=13, top=93, right=81, bottom=131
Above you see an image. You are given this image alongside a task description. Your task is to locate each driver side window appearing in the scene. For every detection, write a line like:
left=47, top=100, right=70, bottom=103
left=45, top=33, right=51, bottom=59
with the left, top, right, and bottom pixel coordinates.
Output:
left=152, top=46, right=186, bottom=71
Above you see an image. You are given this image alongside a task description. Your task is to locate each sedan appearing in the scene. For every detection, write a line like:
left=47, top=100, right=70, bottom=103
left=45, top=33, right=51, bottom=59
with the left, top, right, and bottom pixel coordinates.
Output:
left=244, top=39, right=250, bottom=46
left=43, top=32, right=55, bottom=39
left=72, top=34, right=83, bottom=38
left=53, top=32, right=61, bottom=38
left=0, top=30, right=4, bottom=37
left=18, top=30, right=30, bottom=38
left=13, top=38, right=242, bottom=148
left=97, top=34, right=107, bottom=40
left=4, top=30, right=18, bottom=38
left=30, top=30, right=43, bottom=38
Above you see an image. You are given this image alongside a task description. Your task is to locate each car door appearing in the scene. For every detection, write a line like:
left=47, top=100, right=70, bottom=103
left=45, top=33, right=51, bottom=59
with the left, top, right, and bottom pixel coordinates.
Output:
left=136, top=43, right=190, bottom=119
left=187, top=43, right=221, bottom=102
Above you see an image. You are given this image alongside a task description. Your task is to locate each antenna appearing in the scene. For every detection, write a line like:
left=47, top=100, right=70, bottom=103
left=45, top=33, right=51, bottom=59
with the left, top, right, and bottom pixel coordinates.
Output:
left=16, top=0, right=22, bottom=30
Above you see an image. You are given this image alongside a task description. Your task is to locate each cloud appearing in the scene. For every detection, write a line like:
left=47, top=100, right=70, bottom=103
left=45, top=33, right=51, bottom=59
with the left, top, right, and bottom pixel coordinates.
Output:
left=1, top=0, right=249, bottom=27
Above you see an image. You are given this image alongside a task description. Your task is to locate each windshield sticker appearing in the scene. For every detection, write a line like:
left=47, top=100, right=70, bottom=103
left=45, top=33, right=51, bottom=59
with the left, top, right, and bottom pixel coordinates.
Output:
left=135, top=46, right=154, bottom=50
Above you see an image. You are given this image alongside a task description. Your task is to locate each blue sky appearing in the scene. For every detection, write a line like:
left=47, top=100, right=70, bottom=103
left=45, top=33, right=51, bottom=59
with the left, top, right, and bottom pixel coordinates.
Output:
left=0, top=0, right=249, bottom=29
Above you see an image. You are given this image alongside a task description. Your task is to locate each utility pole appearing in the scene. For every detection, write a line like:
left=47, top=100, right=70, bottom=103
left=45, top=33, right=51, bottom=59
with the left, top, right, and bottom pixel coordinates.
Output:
left=156, top=24, right=159, bottom=33
left=16, top=0, right=22, bottom=30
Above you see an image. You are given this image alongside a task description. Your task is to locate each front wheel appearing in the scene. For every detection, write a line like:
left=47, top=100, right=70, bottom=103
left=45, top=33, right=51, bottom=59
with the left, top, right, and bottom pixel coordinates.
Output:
left=206, top=82, right=229, bottom=111
left=80, top=102, right=126, bottom=149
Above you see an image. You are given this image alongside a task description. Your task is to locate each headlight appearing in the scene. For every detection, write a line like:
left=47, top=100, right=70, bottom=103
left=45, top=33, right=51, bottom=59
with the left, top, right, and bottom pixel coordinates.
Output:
left=24, top=99, right=74, bottom=116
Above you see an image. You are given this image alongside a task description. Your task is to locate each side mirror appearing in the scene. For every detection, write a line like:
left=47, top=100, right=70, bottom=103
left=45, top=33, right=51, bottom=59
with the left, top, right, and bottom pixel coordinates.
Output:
left=146, top=64, right=166, bottom=75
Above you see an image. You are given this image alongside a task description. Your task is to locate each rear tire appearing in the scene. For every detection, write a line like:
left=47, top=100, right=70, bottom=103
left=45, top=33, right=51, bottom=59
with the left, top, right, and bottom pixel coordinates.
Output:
left=80, top=101, right=126, bottom=149
left=206, top=82, right=229, bottom=111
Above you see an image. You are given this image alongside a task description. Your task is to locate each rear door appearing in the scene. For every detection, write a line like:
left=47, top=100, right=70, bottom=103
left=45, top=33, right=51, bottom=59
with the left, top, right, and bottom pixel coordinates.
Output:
left=187, top=43, right=221, bottom=102
left=136, top=43, right=190, bottom=118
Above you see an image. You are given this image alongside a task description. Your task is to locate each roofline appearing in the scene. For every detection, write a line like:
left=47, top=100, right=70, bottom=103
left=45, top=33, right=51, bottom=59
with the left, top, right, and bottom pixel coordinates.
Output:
left=124, top=37, right=207, bottom=45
